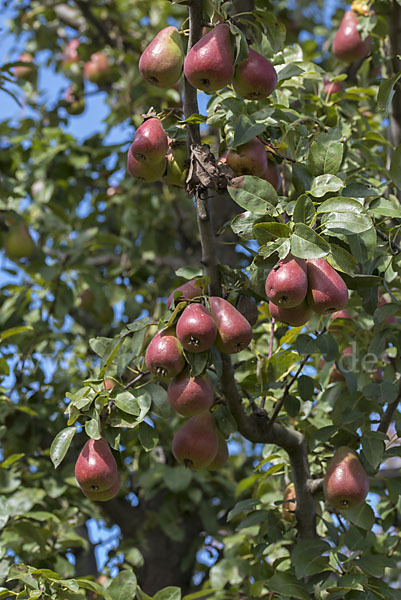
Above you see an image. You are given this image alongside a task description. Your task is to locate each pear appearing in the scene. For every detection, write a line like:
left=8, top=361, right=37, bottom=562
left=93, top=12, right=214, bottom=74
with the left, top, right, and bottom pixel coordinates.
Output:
left=64, top=86, right=85, bottom=115
left=265, top=254, right=308, bottom=308
left=172, top=412, right=219, bottom=469
left=209, top=296, right=253, bottom=354
left=323, top=446, right=369, bottom=509
left=139, top=26, right=184, bottom=89
left=167, top=279, right=203, bottom=309
left=307, top=258, right=348, bottom=315
left=176, top=303, right=217, bottom=353
left=207, top=434, right=229, bottom=470
left=62, top=39, right=80, bottom=65
left=13, top=52, right=34, bottom=78
left=5, top=221, right=35, bottom=259
left=332, top=11, right=370, bottom=63
left=83, top=52, right=110, bottom=83
left=233, top=48, right=277, bottom=100
left=75, top=438, right=119, bottom=493
left=269, top=300, right=312, bottom=327
left=162, top=144, right=187, bottom=187
left=262, top=162, right=281, bottom=191
left=130, top=118, right=168, bottom=163
left=145, top=328, right=185, bottom=378
left=184, top=23, right=234, bottom=93
left=167, top=372, right=214, bottom=416
left=226, top=137, right=268, bottom=177
left=323, top=80, right=343, bottom=96
left=81, top=472, right=120, bottom=501
left=127, top=146, right=166, bottom=182
left=282, top=483, right=297, bottom=522
left=235, top=294, right=259, bottom=326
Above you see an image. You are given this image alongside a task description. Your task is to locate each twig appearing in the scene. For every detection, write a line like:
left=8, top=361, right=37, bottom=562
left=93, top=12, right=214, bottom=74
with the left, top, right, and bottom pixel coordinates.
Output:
left=268, top=318, right=275, bottom=359
left=376, top=227, right=401, bottom=254
left=123, top=372, right=150, bottom=390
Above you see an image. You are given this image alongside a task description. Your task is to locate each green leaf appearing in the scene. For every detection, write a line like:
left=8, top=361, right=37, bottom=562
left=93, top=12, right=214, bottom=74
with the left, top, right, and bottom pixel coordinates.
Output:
left=292, top=539, right=330, bottom=577
left=254, top=222, right=291, bottom=244
left=232, top=114, right=266, bottom=147
left=114, top=390, right=151, bottom=421
left=175, top=266, right=203, bottom=279
left=227, top=499, right=262, bottom=522
left=293, top=194, right=315, bottom=226
left=377, top=70, right=401, bottom=113
left=309, top=174, right=344, bottom=197
left=290, top=223, right=330, bottom=259
left=362, top=437, right=385, bottom=470
left=295, top=334, right=319, bottom=355
left=107, top=569, right=137, bottom=600
left=50, top=427, right=76, bottom=468
left=369, top=198, right=401, bottom=218
left=374, top=302, right=398, bottom=325
left=308, top=138, right=343, bottom=176
left=163, top=465, right=192, bottom=493
left=0, top=325, right=34, bottom=340
left=184, top=350, right=209, bottom=377
left=322, top=211, right=372, bottom=235
left=317, top=197, right=363, bottom=214
left=153, top=587, right=181, bottom=600
left=284, top=394, right=300, bottom=417
left=267, top=572, right=310, bottom=600
left=138, top=422, right=159, bottom=451
left=7, top=564, right=38, bottom=589
left=345, top=503, right=375, bottom=529
left=390, top=144, right=401, bottom=191
left=0, top=497, right=9, bottom=529
left=228, top=176, right=278, bottom=215
left=362, top=381, right=398, bottom=404
left=298, top=375, right=315, bottom=401
left=1, top=453, right=25, bottom=468
left=145, top=383, right=171, bottom=419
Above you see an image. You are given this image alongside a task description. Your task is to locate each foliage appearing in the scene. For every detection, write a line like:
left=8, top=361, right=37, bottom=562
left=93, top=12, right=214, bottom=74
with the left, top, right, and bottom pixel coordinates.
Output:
left=1, top=0, right=401, bottom=598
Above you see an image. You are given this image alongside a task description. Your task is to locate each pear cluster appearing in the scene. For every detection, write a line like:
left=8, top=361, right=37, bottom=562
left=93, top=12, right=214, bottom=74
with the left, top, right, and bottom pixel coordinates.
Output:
left=266, top=254, right=348, bottom=327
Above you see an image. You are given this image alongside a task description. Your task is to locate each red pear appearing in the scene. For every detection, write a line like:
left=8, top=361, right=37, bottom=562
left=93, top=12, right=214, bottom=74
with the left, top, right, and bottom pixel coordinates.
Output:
left=127, top=146, right=166, bottom=182
left=83, top=52, right=109, bottom=84
left=145, top=328, right=185, bottom=378
left=235, top=295, right=259, bottom=326
left=269, top=300, right=312, bottom=327
left=323, top=80, right=343, bottom=96
left=75, top=438, right=119, bottom=493
left=167, top=279, right=203, bottom=309
left=209, top=296, right=253, bottom=354
left=176, top=303, right=217, bottom=353
left=233, top=48, right=277, bottom=100
left=332, top=11, right=370, bottom=63
left=184, top=23, right=234, bottom=93
left=130, top=118, right=168, bottom=163
left=81, top=472, right=121, bottom=502
left=168, top=373, right=214, bottom=416
left=172, top=412, right=219, bottom=469
left=139, top=26, right=184, bottom=89
left=207, top=434, right=229, bottom=470
left=307, top=258, right=348, bottom=314
left=324, top=446, right=369, bottom=509
left=262, top=162, right=281, bottom=191
left=226, top=138, right=268, bottom=177
left=265, top=254, right=308, bottom=308
left=62, top=39, right=80, bottom=65
left=13, top=53, right=34, bottom=78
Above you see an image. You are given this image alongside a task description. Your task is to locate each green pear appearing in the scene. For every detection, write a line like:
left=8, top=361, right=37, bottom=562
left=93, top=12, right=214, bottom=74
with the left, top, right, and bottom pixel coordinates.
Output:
left=139, top=26, right=184, bottom=89
left=75, top=438, right=119, bottom=493
left=162, top=144, right=187, bottom=187
left=226, top=137, right=268, bottom=177
left=269, top=300, right=312, bottom=327
left=233, top=48, right=277, bottom=100
left=5, top=221, right=35, bottom=259
left=209, top=296, right=253, bottom=354
left=172, top=412, right=220, bottom=469
left=324, top=446, right=369, bottom=509
left=127, top=145, right=166, bottom=182
left=265, top=254, right=308, bottom=308
left=184, top=23, right=234, bottom=93
left=130, top=118, right=168, bottom=163
left=168, top=372, right=214, bottom=416
left=332, top=11, right=370, bottom=63
left=145, top=327, right=185, bottom=378
left=307, top=258, right=348, bottom=314
left=176, top=303, right=217, bottom=353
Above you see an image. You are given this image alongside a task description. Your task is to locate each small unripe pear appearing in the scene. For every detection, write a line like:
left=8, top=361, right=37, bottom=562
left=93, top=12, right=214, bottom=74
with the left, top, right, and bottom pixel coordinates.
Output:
left=145, top=328, right=185, bottom=378
left=233, top=48, right=277, bottom=100
left=332, top=11, right=370, bottom=63
left=184, top=23, right=234, bottom=93
left=209, top=296, right=253, bottom=354
left=130, top=118, right=168, bottom=163
left=307, top=258, right=348, bottom=315
left=168, top=373, right=214, bottom=416
left=139, top=26, right=184, bottom=89
left=226, top=138, right=268, bottom=177
left=75, top=438, right=119, bottom=493
left=269, top=300, right=312, bottom=327
left=84, top=52, right=109, bottom=84
left=176, top=303, right=217, bottom=353
left=265, top=254, right=308, bottom=308
left=324, top=446, right=369, bottom=509
left=4, top=221, right=35, bottom=259
left=172, top=412, right=220, bottom=469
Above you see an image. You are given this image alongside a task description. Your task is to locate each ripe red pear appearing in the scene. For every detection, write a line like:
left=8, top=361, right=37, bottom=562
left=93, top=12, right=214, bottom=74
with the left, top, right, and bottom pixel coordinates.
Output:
left=226, top=138, right=268, bottom=177
left=269, top=300, right=312, bottom=327
left=167, top=279, right=203, bottom=309
left=323, top=446, right=369, bottom=509
left=75, top=438, right=119, bottom=493
left=13, top=52, right=34, bottom=78
left=172, top=412, right=219, bottom=469
left=233, top=48, right=277, bottom=100
left=307, top=258, right=348, bottom=315
left=262, top=162, right=281, bottom=191
left=81, top=472, right=121, bottom=502
left=139, top=26, right=184, bottom=89
left=265, top=254, right=308, bottom=308
left=209, top=296, right=253, bottom=354
left=332, top=11, right=370, bottom=63
left=323, top=80, right=343, bottom=96
left=127, top=146, right=166, bottom=182
left=168, top=373, right=214, bottom=416
left=207, top=434, right=229, bottom=470
left=235, top=295, right=259, bottom=326
left=145, top=328, right=185, bottom=378
left=130, top=118, right=168, bottom=163
left=5, top=221, right=35, bottom=259
left=83, top=52, right=109, bottom=84
left=176, top=303, right=217, bottom=353
left=282, top=483, right=297, bottom=522
left=62, top=39, right=80, bottom=65
left=184, top=23, right=234, bottom=93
